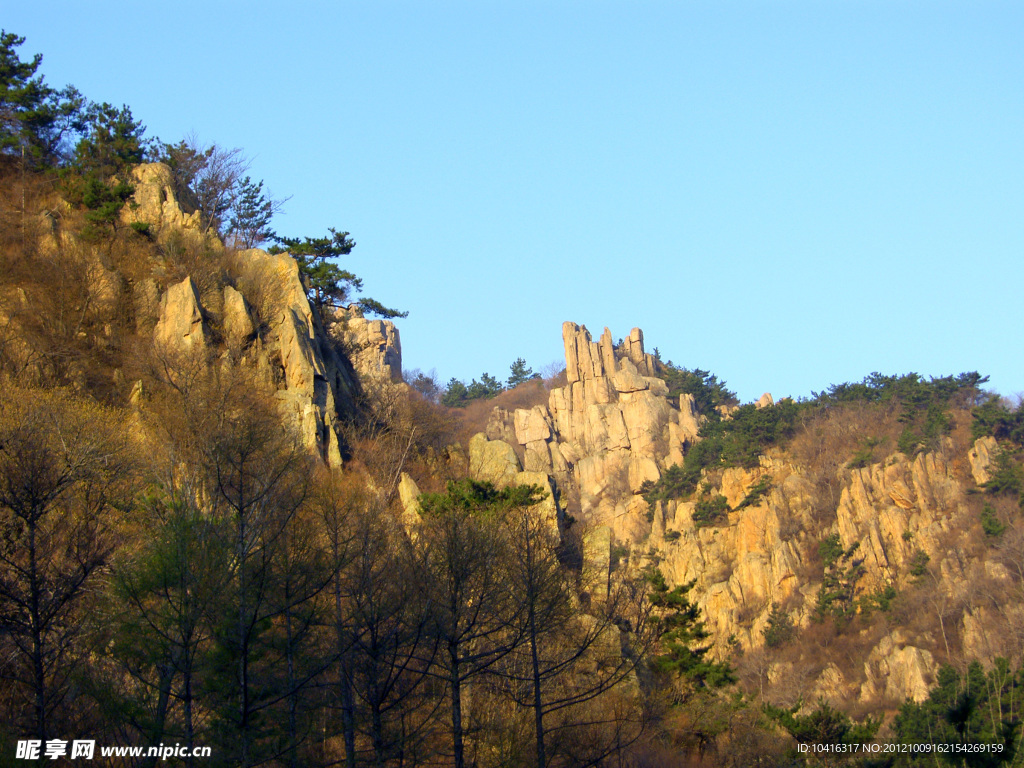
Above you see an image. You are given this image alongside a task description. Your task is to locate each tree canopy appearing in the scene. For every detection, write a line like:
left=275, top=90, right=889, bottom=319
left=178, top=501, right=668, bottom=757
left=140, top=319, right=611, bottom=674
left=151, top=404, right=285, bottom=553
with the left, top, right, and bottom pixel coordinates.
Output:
left=271, top=228, right=407, bottom=319
left=0, top=30, right=84, bottom=165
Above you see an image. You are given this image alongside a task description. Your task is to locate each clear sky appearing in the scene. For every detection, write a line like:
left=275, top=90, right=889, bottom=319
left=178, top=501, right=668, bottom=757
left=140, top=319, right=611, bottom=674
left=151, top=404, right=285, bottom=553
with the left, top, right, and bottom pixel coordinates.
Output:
left=7, top=2, right=1023, bottom=402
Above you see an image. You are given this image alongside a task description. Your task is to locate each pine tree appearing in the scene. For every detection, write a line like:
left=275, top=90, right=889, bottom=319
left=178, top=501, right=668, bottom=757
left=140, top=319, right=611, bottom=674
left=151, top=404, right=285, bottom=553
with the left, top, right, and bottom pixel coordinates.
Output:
left=228, top=176, right=276, bottom=249
left=73, top=102, right=148, bottom=178
left=646, top=568, right=733, bottom=687
left=66, top=102, right=148, bottom=238
left=507, top=357, right=539, bottom=388
left=271, top=229, right=407, bottom=319
left=0, top=31, right=84, bottom=165
left=273, top=228, right=359, bottom=310
left=466, top=372, right=503, bottom=400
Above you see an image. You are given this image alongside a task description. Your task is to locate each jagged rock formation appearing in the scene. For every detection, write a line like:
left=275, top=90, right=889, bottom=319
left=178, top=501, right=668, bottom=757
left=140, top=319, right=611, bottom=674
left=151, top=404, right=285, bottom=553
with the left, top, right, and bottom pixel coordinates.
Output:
left=968, top=435, right=999, bottom=484
left=835, top=445, right=964, bottom=591
left=8, top=163, right=406, bottom=469
left=154, top=277, right=206, bottom=352
left=473, top=319, right=1015, bottom=709
left=239, top=248, right=351, bottom=465
left=328, top=305, right=403, bottom=383
left=398, top=472, right=424, bottom=530
left=860, top=633, right=935, bottom=703
left=514, top=322, right=698, bottom=540
left=466, top=321, right=699, bottom=540
left=122, top=163, right=204, bottom=235
left=119, top=164, right=403, bottom=468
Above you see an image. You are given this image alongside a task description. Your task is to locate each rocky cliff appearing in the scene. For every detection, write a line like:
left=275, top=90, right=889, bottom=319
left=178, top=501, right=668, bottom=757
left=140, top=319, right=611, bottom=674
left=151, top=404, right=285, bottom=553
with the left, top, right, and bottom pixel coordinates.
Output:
left=466, top=321, right=1019, bottom=709
left=6, top=161, right=1016, bottom=717
left=6, top=162, right=403, bottom=467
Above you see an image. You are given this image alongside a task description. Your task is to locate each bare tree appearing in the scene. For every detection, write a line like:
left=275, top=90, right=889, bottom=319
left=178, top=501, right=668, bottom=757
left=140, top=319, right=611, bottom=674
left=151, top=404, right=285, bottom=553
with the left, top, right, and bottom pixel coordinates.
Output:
left=496, top=506, right=656, bottom=768
left=311, top=472, right=362, bottom=767
left=199, top=390, right=312, bottom=767
left=159, top=136, right=248, bottom=235
left=411, top=481, right=537, bottom=768
left=0, top=389, right=132, bottom=740
left=345, top=501, right=439, bottom=766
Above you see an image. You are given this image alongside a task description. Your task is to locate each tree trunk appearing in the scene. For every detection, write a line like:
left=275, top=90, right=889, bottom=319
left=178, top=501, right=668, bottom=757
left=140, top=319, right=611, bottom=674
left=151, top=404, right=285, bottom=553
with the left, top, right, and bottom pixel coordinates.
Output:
left=286, top=596, right=298, bottom=768
left=183, top=657, right=196, bottom=768
left=237, top=513, right=252, bottom=768
left=143, top=663, right=175, bottom=768
left=28, top=517, right=46, bottom=741
left=450, top=645, right=466, bottom=768
left=334, top=572, right=357, bottom=768
left=530, top=605, right=546, bottom=768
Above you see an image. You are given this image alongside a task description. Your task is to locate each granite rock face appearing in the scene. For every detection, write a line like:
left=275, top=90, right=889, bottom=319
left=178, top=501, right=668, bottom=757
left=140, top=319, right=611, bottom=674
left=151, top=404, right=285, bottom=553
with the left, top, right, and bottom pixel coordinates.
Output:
left=120, top=163, right=397, bottom=467
left=330, top=305, right=403, bottom=383
left=473, top=319, right=1009, bottom=711
left=968, top=435, right=999, bottom=485
left=526, top=322, right=683, bottom=535
left=154, top=277, right=206, bottom=353
left=121, top=163, right=204, bottom=237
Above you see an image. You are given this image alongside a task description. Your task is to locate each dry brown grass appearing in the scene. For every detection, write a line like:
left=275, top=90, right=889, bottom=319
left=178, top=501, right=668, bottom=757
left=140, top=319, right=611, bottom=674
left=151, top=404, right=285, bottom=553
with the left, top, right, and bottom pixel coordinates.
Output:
left=161, top=230, right=225, bottom=316
left=0, top=167, right=175, bottom=401
left=453, top=378, right=552, bottom=445
left=224, top=247, right=286, bottom=333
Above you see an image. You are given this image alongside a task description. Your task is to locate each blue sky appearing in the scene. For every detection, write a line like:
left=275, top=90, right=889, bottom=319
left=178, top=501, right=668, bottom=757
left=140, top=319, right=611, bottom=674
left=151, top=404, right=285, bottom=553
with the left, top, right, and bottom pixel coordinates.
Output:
left=7, top=2, right=1023, bottom=402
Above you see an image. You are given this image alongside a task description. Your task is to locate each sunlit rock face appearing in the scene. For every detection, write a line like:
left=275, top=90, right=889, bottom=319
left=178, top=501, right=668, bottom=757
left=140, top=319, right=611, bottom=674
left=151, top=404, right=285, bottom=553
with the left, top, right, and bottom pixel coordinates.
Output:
left=124, top=163, right=378, bottom=467
left=329, top=305, right=403, bottom=384
left=473, top=318, right=1012, bottom=710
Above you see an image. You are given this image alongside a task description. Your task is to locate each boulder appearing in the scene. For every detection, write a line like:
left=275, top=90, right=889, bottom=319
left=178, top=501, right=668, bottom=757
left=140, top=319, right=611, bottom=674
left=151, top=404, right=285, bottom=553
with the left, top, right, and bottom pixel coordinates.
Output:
left=621, top=327, right=655, bottom=376
left=968, top=436, right=999, bottom=485
left=468, top=433, right=522, bottom=485
left=860, top=634, right=934, bottom=703
left=121, top=163, right=203, bottom=235
left=222, top=285, right=254, bottom=344
left=154, top=277, right=206, bottom=352
left=486, top=408, right=517, bottom=444
left=514, top=406, right=551, bottom=444
left=333, top=305, right=403, bottom=382
left=398, top=472, right=423, bottom=528
left=523, top=440, right=553, bottom=472
left=677, top=393, right=702, bottom=442
left=611, top=360, right=649, bottom=393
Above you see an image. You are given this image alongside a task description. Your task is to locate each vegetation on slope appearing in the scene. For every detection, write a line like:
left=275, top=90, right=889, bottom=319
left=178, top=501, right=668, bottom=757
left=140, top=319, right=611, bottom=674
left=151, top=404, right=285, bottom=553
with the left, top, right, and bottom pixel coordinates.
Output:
left=643, top=369, right=994, bottom=509
left=5, top=28, right=1024, bottom=768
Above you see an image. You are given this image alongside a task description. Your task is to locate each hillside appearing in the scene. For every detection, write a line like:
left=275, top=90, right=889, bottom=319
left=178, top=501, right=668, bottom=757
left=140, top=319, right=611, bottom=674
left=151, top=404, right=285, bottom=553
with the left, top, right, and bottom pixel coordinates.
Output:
left=1, top=29, right=1023, bottom=763
left=2, top=156, right=1022, bottom=766
left=455, top=322, right=1023, bottom=711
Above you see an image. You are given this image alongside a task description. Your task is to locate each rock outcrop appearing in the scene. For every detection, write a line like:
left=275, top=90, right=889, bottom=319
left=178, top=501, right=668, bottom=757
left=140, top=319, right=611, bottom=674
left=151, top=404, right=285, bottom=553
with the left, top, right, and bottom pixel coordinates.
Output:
left=512, top=322, right=684, bottom=538
left=860, top=633, right=935, bottom=703
left=398, top=472, right=424, bottom=529
left=471, top=319, right=1010, bottom=712
left=121, top=164, right=390, bottom=467
left=968, top=436, right=999, bottom=485
left=154, top=277, right=206, bottom=353
left=330, top=305, right=403, bottom=382
left=121, top=163, right=203, bottom=236
left=233, top=248, right=351, bottom=466
left=835, top=445, right=963, bottom=591
left=469, top=433, right=522, bottom=486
